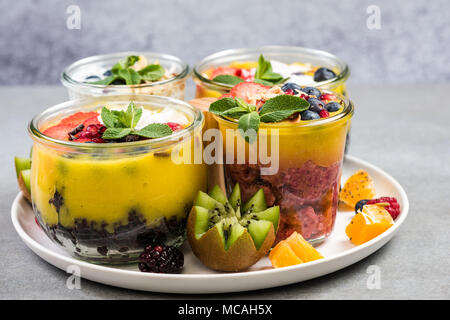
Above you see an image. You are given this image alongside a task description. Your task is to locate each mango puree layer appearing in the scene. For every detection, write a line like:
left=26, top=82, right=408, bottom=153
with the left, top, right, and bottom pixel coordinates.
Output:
left=216, top=116, right=351, bottom=169
left=31, top=139, right=207, bottom=233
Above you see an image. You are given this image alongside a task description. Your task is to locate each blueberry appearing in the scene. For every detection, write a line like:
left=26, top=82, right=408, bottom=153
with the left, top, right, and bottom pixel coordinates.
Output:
left=85, top=75, right=101, bottom=81
left=307, top=98, right=325, bottom=113
left=325, top=101, right=341, bottom=112
left=355, top=199, right=369, bottom=214
left=300, top=86, right=321, bottom=97
left=301, top=110, right=320, bottom=120
left=282, top=82, right=302, bottom=94
left=314, top=67, right=336, bottom=82
left=103, top=70, right=112, bottom=77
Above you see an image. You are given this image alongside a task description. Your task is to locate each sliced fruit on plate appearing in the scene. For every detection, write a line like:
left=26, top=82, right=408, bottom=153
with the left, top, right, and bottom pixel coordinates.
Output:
left=340, top=169, right=376, bottom=209
left=18, top=169, right=31, bottom=203
left=269, top=231, right=323, bottom=268
left=269, top=241, right=302, bottom=268
left=187, top=184, right=280, bottom=272
left=345, top=204, right=394, bottom=245
left=14, top=156, right=31, bottom=178
left=14, top=156, right=32, bottom=203
left=284, top=231, right=324, bottom=262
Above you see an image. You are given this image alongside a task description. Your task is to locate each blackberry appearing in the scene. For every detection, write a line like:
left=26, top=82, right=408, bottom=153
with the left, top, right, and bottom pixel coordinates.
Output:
left=138, top=245, right=184, bottom=273
left=355, top=199, right=369, bottom=213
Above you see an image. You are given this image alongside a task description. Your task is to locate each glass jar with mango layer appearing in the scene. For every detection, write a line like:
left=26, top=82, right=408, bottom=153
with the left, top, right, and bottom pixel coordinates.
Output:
left=28, top=94, right=206, bottom=264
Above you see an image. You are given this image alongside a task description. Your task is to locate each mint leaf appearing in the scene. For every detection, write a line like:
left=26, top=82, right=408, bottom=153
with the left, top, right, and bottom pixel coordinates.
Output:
left=125, top=55, right=140, bottom=68
left=102, top=128, right=132, bottom=140
left=238, top=111, right=260, bottom=143
left=118, top=68, right=142, bottom=85
left=254, top=54, right=285, bottom=86
left=221, top=106, right=249, bottom=118
left=89, top=75, right=117, bottom=85
left=135, top=123, right=173, bottom=139
left=212, top=74, right=244, bottom=85
left=101, top=107, right=118, bottom=128
left=209, top=98, right=238, bottom=115
left=139, top=64, right=165, bottom=81
left=259, top=95, right=309, bottom=122
left=253, top=78, right=275, bottom=86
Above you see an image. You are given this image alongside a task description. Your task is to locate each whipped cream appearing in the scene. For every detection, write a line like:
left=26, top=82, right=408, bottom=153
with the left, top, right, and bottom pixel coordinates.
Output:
left=270, top=60, right=316, bottom=86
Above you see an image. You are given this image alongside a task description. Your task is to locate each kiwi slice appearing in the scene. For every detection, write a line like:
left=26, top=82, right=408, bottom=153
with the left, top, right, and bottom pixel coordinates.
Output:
left=14, top=156, right=32, bottom=203
left=187, top=184, right=280, bottom=272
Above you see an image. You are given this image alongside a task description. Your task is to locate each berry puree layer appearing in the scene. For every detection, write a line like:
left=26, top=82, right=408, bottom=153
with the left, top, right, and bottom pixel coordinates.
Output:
left=211, top=82, right=353, bottom=244
left=28, top=96, right=207, bottom=264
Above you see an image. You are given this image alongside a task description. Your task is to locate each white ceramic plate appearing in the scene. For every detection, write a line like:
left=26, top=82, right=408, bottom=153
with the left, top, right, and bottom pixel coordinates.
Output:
left=11, top=155, right=409, bottom=294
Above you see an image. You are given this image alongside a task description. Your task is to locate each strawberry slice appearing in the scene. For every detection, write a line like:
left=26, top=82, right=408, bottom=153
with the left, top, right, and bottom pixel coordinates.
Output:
left=211, top=67, right=240, bottom=79
left=218, top=93, right=234, bottom=99
left=60, top=112, right=100, bottom=127
left=42, top=125, right=73, bottom=141
left=83, top=115, right=101, bottom=127
left=229, top=82, right=270, bottom=103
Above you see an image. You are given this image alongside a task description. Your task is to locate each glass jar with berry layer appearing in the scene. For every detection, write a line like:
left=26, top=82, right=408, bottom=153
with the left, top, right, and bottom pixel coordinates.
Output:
left=28, top=94, right=206, bottom=264
left=61, top=52, right=189, bottom=100
left=193, top=46, right=349, bottom=99
left=213, top=88, right=353, bottom=245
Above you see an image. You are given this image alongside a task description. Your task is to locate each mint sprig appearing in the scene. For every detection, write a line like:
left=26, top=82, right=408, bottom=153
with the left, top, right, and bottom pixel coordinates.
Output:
left=89, top=55, right=166, bottom=85
left=209, top=95, right=309, bottom=143
left=100, top=102, right=173, bottom=141
left=212, top=74, right=245, bottom=86
left=254, top=54, right=288, bottom=86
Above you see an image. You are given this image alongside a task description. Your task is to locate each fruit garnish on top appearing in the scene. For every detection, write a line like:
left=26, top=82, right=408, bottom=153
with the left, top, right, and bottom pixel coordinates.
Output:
left=207, top=54, right=337, bottom=86
left=208, top=81, right=344, bottom=141
left=346, top=204, right=394, bottom=245
left=85, top=55, right=168, bottom=85
left=187, top=184, right=280, bottom=272
left=41, top=102, right=184, bottom=143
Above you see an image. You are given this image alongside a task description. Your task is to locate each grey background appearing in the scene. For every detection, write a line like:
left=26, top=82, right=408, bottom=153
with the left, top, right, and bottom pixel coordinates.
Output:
left=1, top=0, right=449, bottom=300
left=1, top=0, right=450, bottom=85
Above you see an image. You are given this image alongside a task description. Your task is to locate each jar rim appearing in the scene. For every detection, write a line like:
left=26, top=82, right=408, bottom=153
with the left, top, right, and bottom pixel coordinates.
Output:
left=213, top=90, right=354, bottom=129
left=61, top=51, right=190, bottom=90
left=28, top=94, right=203, bottom=151
left=193, top=45, right=350, bottom=90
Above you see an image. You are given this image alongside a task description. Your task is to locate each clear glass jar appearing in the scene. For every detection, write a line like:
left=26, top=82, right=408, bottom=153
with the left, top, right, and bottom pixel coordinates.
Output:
left=61, top=52, right=190, bottom=100
left=214, top=90, right=353, bottom=245
left=193, top=46, right=350, bottom=98
left=28, top=94, right=206, bottom=264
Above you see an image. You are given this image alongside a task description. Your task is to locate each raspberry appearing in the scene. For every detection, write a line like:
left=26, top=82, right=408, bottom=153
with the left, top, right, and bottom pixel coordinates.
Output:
left=319, top=109, right=330, bottom=118
left=367, top=197, right=401, bottom=220
left=319, top=93, right=336, bottom=101
left=284, top=89, right=294, bottom=95
left=138, top=245, right=184, bottom=273
left=166, top=122, right=182, bottom=131
left=355, top=197, right=401, bottom=220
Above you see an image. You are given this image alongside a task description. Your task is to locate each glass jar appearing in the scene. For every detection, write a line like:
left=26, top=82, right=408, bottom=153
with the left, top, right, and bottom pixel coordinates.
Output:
left=214, top=91, right=354, bottom=245
left=61, top=52, right=190, bottom=100
left=193, top=46, right=350, bottom=99
left=28, top=94, right=206, bottom=264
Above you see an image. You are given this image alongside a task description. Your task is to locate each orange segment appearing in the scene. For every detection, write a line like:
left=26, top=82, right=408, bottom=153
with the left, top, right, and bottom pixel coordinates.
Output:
left=340, top=170, right=376, bottom=208
left=285, top=232, right=323, bottom=262
left=269, top=241, right=303, bottom=268
left=345, top=204, right=394, bottom=245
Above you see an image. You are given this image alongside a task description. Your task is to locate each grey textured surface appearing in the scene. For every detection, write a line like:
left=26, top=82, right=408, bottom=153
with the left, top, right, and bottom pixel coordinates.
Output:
left=1, top=0, right=450, bottom=85
left=0, top=83, right=449, bottom=299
